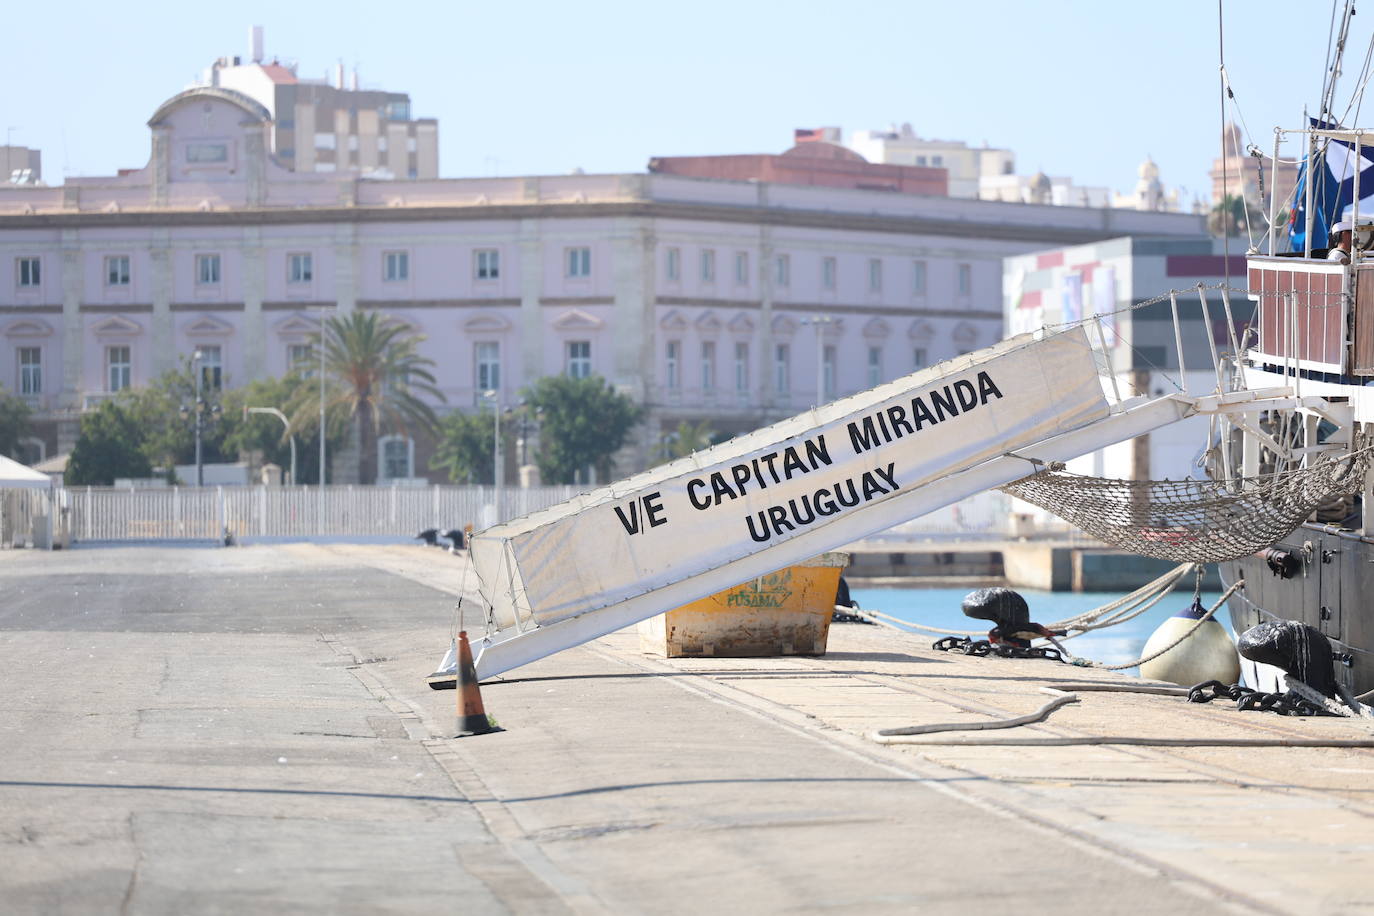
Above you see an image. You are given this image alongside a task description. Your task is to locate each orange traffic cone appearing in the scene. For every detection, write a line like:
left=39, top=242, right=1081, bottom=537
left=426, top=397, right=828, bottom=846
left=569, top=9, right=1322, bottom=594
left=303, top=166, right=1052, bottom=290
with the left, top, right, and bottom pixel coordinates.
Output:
left=455, top=631, right=500, bottom=737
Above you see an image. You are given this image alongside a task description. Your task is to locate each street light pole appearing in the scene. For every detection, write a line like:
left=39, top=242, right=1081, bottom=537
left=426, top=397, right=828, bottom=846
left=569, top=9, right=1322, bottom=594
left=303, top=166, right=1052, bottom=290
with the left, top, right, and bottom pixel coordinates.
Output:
left=484, top=389, right=502, bottom=522
left=246, top=406, right=296, bottom=484
left=193, top=349, right=204, bottom=486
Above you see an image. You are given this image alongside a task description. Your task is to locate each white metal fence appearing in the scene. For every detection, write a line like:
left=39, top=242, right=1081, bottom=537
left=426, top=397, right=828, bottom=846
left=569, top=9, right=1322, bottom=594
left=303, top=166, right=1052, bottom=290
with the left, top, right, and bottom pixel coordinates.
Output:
left=2, top=484, right=1078, bottom=547
left=62, top=485, right=582, bottom=543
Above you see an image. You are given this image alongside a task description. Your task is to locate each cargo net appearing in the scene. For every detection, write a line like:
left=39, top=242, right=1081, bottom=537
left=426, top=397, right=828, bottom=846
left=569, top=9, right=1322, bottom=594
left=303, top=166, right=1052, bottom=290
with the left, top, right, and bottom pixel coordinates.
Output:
left=1000, top=447, right=1372, bottom=563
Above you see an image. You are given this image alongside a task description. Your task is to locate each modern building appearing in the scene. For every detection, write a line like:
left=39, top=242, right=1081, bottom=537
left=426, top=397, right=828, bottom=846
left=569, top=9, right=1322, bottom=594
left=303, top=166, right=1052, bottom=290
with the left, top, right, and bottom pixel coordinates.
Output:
left=0, top=86, right=1208, bottom=482
left=1004, top=236, right=1252, bottom=488
left=1, top=146, right=42, bottom=185
left=848, top=124, right=1014, bottom=199
left=197, top=27, right=438, bottom=179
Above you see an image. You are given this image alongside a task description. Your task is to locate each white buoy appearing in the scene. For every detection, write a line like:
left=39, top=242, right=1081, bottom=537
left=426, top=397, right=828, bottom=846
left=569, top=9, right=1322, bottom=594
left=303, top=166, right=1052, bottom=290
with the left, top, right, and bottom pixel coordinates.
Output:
left=1139, top=598, right=1241, bottom=687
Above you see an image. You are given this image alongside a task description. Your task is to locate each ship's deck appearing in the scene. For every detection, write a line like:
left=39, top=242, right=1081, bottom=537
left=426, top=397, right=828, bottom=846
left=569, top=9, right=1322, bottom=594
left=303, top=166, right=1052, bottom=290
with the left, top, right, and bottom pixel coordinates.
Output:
left=0, top=543, right=1369, bottom=914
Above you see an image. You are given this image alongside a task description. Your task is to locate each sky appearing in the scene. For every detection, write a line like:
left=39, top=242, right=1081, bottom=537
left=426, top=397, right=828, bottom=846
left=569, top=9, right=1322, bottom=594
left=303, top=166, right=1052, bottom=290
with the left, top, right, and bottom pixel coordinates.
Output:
left=2, top=0, right=1369, bottom=202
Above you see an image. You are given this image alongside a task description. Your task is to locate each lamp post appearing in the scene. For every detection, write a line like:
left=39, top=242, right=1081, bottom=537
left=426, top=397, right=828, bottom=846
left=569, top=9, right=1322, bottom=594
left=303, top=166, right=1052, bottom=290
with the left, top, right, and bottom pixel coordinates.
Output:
left=179, top=350, right=219, bottom=486
left=193, top=349, right=203, bottom=485
left=246, top=406, right=296, bottom=484
left=483, top=389, right=502, bottom=521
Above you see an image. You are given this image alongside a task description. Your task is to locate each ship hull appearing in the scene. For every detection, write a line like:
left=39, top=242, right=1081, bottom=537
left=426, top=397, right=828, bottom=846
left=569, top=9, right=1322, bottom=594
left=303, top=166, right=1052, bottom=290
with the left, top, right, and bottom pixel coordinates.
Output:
left=1221, top=522, right=1374, bottom=696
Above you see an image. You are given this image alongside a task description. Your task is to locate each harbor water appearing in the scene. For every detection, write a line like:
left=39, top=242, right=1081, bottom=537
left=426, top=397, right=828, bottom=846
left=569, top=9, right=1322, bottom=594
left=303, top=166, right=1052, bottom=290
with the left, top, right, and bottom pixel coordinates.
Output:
left=850, top=584, right=1228, bottom=674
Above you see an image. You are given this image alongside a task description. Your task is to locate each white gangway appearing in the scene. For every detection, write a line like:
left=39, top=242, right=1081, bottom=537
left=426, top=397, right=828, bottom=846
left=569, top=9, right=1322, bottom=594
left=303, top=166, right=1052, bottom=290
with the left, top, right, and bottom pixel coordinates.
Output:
left=469, top=323, right=1289, bottom=680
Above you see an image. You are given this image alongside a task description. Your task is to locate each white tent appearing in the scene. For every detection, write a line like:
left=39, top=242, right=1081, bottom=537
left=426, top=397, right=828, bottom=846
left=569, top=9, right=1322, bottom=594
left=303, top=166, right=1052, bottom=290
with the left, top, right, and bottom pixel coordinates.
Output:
left=0, top=455, right=52, bottom=489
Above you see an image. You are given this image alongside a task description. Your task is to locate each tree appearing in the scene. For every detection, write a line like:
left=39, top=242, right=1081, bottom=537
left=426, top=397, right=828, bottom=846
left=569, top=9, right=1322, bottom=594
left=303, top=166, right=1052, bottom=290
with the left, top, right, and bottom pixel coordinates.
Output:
left=287, top=311, right=445, bottom=484
left=430, top=409, right=500, bottom=483
left=1209, top=194, right=1262, bottom=238
left=658, top=420, right=715, bottom=462
left=0, top=386, right=30, bottom=460
left=66, top=400, right=152, bottom=485
left=521, top=374, right=643, bottom=484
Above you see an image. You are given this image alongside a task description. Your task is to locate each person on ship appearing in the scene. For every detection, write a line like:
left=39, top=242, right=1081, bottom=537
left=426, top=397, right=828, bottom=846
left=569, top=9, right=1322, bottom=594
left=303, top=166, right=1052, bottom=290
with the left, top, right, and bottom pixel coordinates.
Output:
left=1327, top=219, right=1353, bottom=263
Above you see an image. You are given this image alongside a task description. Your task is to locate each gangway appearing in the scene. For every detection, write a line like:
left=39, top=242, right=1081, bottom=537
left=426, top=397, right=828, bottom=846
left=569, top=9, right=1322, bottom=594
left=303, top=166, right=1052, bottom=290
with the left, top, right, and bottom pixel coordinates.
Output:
left=468, top=323, right=1294, bottom=680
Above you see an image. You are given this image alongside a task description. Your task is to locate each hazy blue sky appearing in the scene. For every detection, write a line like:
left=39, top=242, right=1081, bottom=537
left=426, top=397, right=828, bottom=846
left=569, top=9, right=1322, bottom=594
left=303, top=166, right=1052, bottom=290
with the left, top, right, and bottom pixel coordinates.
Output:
left=2, top=1, right=1367, bottom=202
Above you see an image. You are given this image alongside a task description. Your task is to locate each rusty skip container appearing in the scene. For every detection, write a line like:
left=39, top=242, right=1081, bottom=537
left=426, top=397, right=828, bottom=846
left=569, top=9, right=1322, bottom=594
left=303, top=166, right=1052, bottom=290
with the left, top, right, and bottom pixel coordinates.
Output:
left=637, top=552, right=850, bottom=657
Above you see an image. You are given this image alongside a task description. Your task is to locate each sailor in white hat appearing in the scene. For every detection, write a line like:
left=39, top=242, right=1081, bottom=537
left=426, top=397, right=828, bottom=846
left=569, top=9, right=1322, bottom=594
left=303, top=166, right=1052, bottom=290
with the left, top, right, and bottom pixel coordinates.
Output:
left=1328, top=219, right=1353, bottom=263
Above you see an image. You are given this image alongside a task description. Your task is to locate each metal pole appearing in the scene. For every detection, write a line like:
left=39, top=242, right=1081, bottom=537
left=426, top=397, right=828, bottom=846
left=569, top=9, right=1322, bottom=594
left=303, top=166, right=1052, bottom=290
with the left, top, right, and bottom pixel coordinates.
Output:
left=1196, top=286, right=1224, bottom=392
left=193, top=350, right=203, bottom=487
left=487, top=390, right=503, bottom=522
left=318, top=324, right=326, bottom=486
left=1168, top=292, right=1189, bottom=394
left=1269, top=129, right=1281, bottom=256
left=1304, top=107, right=1315, bottom=259
left=246, top=407, right=296, bottom=485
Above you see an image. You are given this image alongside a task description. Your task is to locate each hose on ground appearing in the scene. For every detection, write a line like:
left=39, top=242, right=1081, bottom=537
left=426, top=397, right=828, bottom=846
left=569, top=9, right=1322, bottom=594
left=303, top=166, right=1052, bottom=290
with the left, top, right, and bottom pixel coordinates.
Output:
left=868, top=687, right=1374, bottom=748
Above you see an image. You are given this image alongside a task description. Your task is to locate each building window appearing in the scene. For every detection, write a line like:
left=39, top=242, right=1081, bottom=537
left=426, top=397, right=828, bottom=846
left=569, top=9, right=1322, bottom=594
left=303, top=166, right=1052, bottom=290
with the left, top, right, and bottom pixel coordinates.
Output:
left=16, top=257, right=40, bottom=288
left=107, top=346, right=131, bottom=392
left=196, top=345, right=222, bottom=389
left=383, top=251, right=409, bottom=282
left=196, top=254, right=221, bottom=286
left=17, top=347, right=40, bottom=395
left=932, top=155, right=944, bottom=167
left=288, top=253, right=313, bottom=284
left=287, top=343, right=313, bottom=374
left=958, top=263, right=972, bottom=296
left=666, top=248, right=681, bottom=282
left=774, top=343, right=790, bottom=397
left=701, top=341, right=716, bottom=392
left=916, top=155, right=928, bottom=166
left=823, top=345, right=836, bottom=401
left=380, top=436, right=413, bottom=480
left=105, top=256, right=131, bottom=287
left=186, top=143, right=228, bottom=163
left=666, top=340, right=680, bottom=389
left=566, top=247, right=591, bottom=278
left=314, top=133, right=336, bottom=150
left=867, top=346, right=882, bottom=388
left=822, top=256, right=836, bottom=290
left=475, top=341, right=501, bottom=391
left=913, top=260, right=927, bottom=295
left=735, top=252, right=749, bottom=286
left=700, top=249, right=715, bottom=283
left=475, top=249, right=500, bottom=280
left=775, top=254, right=790, bottom=287
left=734, top=341, right=749, bottom=396
left=566, top=340, right=591, bottom=378
left=913, top=347, right=928, bottom=370
left=868, top=258, right=882, bottom=293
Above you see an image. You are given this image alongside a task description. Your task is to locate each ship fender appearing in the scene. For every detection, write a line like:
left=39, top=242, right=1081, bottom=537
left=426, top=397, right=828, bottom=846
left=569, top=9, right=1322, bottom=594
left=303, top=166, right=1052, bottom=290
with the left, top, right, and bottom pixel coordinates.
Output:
left=1139, top=597, right=1241, bottom=687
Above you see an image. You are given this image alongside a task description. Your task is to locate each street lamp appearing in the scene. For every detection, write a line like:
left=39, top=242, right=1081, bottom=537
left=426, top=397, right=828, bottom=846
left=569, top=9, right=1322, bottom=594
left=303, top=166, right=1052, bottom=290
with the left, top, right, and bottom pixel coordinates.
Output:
left=246, top=406, right=297, bottom=484
left=483, top=389, right=502, bottom=521
left=179, top=349, right=220, bottom=486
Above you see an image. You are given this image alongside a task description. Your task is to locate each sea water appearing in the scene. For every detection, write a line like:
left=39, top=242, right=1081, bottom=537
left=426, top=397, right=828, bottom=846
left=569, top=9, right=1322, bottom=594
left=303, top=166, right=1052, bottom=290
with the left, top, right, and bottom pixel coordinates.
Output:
left=849, top=584, right=1228, bottom=674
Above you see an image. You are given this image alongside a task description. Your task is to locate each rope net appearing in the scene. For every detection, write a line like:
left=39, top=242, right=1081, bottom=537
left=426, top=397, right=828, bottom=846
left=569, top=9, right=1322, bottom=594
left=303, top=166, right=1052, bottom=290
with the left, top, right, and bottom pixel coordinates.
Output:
left=1000, top=448, right=1371, bottom=563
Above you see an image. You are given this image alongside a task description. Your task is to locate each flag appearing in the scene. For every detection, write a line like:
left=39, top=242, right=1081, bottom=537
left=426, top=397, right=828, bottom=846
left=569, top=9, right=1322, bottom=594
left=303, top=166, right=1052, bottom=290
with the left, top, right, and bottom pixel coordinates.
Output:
left=1289, top=118, right=1374, bottom=252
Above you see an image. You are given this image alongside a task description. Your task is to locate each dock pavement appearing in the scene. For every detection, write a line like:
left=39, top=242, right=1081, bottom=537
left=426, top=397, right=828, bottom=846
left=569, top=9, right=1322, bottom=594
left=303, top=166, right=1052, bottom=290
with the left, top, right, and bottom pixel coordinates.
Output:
left=0, top=543, right=1370, bottom=914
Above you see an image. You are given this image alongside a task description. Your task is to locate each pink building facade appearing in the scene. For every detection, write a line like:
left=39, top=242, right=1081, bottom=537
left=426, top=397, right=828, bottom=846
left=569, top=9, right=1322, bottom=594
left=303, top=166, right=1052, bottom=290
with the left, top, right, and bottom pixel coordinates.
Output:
left=0, top=88, right=1207, bottom=481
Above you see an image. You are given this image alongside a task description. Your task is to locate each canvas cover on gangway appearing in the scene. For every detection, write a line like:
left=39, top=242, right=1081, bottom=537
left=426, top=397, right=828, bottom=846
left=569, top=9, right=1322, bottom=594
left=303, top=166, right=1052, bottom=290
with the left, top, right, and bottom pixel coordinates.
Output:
left=468, top=326, right=1197, bottom=679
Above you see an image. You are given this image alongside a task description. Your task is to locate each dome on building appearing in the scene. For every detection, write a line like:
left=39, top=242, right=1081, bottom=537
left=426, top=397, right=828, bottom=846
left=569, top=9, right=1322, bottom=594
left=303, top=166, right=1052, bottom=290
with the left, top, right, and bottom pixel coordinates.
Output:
left=1138, top=155, right=1160, bottom=182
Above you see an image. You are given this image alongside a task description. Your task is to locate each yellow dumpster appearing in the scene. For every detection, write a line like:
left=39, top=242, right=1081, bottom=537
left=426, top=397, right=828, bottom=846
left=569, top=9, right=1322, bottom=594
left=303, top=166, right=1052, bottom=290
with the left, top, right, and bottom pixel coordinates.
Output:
left=637, top=552, right=850, bottom=658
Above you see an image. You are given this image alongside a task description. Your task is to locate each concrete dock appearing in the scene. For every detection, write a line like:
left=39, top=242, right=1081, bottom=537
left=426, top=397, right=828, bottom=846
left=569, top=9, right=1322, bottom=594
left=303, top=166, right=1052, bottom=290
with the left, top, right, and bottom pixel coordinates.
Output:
left=0, top=544, right=1370, bottom=914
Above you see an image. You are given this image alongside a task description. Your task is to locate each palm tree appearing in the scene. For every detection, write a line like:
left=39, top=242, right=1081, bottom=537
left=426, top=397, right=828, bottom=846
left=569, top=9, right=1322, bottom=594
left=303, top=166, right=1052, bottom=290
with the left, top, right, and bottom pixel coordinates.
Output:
left=289, top=311, right=445, bottom=484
